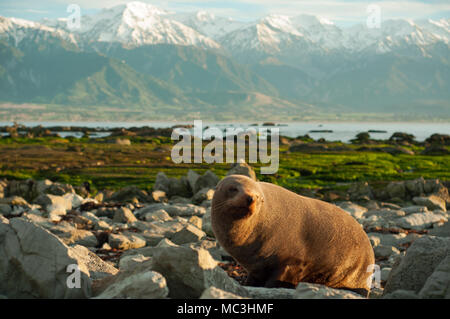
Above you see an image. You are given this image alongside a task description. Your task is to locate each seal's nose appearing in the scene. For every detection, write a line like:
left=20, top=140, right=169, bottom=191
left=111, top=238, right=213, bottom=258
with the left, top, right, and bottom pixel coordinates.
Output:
left=246, top=195, right=254, bottom=206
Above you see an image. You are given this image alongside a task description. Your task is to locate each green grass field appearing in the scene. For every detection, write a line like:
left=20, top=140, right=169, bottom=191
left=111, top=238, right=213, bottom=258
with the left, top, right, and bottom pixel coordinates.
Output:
left=1, top=135, right=449, bottom=193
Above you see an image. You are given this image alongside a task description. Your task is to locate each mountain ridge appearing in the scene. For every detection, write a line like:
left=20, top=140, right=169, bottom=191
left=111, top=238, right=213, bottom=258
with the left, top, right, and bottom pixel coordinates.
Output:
left=0, top=1, right=449, bottom=120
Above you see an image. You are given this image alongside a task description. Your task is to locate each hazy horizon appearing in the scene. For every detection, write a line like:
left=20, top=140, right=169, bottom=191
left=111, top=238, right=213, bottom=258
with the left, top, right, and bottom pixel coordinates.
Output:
left=1, top=0, right=449, bottom=27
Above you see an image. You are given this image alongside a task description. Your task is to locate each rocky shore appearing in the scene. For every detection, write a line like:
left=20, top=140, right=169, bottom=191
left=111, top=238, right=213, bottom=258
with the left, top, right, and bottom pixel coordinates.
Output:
left=0, top=124, right=176, bottom=139
left=0, top=164, right=449, bottom=299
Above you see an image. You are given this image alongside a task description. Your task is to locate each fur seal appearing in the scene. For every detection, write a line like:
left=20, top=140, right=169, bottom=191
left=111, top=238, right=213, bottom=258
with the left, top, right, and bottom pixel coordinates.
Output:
left=211, top=175, right=375, bottom=296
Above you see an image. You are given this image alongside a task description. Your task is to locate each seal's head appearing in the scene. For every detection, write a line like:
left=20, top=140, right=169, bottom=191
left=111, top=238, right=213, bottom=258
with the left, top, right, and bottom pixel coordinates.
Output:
left=212, top=175, right=264, bottom=220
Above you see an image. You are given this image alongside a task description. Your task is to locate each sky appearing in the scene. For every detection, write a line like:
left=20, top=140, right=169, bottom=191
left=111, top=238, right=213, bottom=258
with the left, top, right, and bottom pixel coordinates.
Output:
left=0, top=0, right=449, bottom=26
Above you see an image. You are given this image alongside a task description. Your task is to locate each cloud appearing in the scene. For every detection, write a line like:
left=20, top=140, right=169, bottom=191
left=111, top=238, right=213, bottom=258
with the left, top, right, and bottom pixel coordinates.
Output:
left=218, top=0, right=450, bottom=23
left=1, top=0, right=449, bottom=24
left=25, top=9, right=51, bottom=14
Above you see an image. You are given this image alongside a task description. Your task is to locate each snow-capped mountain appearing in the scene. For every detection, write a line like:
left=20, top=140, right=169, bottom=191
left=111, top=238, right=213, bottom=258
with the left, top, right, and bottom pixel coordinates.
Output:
left=0, top=1, right=449, bottom=118
left=417, top=18, right=450, bottom=41
left=219, top=13, right=346, bottom=55
left=217, top=13, right=348, bottom=73
left=220, top=14, right=450, bottom=56
left=41, top=2, right=220, bottom=49
left=290, top=14, right=344, bottom=50
left=219, top=14, right=322, bottom=56
left=1, top=1, right=447, bottom=56
left=343, top=19, right=450, bottom=54
left=171, top=10, right=244, bottom=40
left=0, top=16, right=77, bottom=48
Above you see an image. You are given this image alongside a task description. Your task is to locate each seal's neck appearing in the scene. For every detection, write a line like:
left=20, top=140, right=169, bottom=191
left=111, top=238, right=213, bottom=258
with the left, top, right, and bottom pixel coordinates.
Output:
left=221, top=214, right=259, bottom=248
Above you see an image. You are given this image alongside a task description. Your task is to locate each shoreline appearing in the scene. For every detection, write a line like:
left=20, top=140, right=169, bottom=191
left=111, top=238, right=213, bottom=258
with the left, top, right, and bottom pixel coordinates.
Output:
left=1, top=123, right=449, bottom=143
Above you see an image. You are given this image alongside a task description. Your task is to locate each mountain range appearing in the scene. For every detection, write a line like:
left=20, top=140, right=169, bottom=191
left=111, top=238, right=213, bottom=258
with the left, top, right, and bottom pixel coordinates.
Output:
left=0, top=1, right=449, bottom=121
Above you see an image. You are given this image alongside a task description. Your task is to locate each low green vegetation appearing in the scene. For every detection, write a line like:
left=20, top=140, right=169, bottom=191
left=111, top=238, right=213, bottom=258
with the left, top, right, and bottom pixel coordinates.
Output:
left=270, top=152, right=449, bottom=192
left=0, top=135, right=449, bottom=193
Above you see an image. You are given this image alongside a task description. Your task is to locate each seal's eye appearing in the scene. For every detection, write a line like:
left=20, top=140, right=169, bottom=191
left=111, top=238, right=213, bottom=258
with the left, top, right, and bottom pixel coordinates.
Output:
left=228, top=186, right=238, bottom=193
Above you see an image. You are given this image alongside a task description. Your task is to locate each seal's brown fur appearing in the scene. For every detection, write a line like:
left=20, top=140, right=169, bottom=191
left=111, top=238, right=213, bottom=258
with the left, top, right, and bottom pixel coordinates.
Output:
left=211, top=175, right=375, bottom=296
